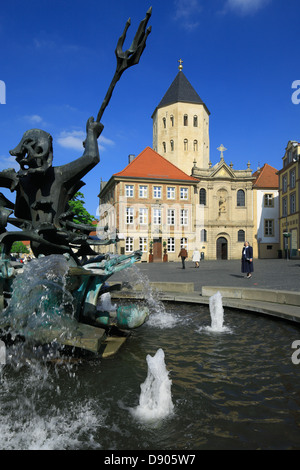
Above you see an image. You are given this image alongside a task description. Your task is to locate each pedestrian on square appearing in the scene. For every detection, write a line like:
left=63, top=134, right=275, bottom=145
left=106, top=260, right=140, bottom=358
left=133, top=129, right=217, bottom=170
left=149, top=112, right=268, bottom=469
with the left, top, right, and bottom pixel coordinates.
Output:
left=192, top=248, right=200, bottom=268
left=241, top=241, right=253, bottom=278
left=178, top=247, right=188, bottom=269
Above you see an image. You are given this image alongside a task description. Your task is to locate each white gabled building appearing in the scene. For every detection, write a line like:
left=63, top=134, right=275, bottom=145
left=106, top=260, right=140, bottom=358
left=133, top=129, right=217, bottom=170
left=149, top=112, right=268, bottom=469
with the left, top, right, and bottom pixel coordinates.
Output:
left=252, top=163, right=280, bottom=258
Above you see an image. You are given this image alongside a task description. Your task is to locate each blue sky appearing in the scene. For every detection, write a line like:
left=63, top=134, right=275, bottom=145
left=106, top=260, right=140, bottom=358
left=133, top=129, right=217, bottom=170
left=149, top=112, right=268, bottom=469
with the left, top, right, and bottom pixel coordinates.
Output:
left=0, top=0, right=299, bottom=217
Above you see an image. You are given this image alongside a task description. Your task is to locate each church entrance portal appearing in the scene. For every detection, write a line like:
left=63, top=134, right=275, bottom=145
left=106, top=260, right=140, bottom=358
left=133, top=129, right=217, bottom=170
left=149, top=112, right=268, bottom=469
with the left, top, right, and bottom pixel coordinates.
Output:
left=217, top=237, right=228, bottom=260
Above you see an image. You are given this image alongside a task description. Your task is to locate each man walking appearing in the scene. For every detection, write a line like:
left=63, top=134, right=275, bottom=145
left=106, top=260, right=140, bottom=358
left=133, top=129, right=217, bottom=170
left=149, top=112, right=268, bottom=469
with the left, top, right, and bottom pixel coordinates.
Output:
left=178, top=247, right=188, bottom=269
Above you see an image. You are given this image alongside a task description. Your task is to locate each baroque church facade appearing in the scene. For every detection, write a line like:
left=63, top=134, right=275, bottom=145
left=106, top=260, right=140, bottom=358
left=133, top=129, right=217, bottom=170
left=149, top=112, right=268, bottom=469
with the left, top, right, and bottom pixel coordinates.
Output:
left=99, top=63, right=255, bottom=261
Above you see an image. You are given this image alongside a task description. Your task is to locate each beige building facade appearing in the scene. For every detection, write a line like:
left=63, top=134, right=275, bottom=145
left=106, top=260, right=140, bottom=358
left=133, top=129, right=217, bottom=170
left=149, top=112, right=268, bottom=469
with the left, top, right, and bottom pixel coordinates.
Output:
left=278, top=140, right=300, bottom=258
left=98, top=64, right=256, bottom=261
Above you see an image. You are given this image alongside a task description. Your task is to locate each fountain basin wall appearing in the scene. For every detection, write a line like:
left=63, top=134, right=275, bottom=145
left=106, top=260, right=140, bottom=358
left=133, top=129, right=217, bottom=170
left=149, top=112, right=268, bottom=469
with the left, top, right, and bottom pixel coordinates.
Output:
left=111, top=282, right=300, bottom=325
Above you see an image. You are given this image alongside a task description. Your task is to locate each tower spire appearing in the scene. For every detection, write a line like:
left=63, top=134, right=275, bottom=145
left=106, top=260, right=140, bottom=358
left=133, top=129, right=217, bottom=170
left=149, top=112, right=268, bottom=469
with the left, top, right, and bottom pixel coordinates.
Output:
left=178, top=58, right=183, bottom=71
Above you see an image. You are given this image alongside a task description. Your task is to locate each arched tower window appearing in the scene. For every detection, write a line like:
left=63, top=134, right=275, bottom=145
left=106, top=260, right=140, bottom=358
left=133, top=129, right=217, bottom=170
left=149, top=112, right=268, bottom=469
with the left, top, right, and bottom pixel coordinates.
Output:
left=184, top=139, right=188, bottom=151
left=199, top=188, right=206, bottom=205
left=201, top=229, right=207, bottom=242
left=193, top=140, right=198, bottom=152
left=193, top=115, right=198, bottom=127
left=170, top=115, right=174, bottom=127
left=238, top=229, right=245, bottom=242
left=237, top=189, right=245, bottom=206
left=163, top=142, right=166, bottom=153
left=170, top=140, right=174, bottom=151
left=183, top=114, right=188, bottom=126
left=163, top=117, right=166, bottom=128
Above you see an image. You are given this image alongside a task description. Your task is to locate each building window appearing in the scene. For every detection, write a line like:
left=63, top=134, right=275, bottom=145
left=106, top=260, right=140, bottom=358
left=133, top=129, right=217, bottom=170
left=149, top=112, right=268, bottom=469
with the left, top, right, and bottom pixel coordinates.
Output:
left=167, top=187, right=175, bottom=199
left=139, top=185, right=148, bottom=198
left=290, top=192, right=296, bottom=214
left=184, top=139, right=188, bottom=151
left=139, top=237, right=148, bottom=253
left=163, top=141, right=166, bottom=153
left=181, top=237, right=188, bottom=249
left=282, top=197, right=287, bottom=217
left=193, top=140, right=198, bottom=152
left=238, top=229, right=245, bottom=242
left=199, top=188, right=206, bottom=205
left=126, top=207, right=134, bottom=224
left=163, top=117, right=166, bottom=128
left=139, top=208, right=148, bottom=225
left=183, top=114, right=188, bottom=126
left=180, top=187, right=188, bottom=200
left=153, top=208, right=161, bottom=225
left=290, top=169, right=296, bottom=189
left=264, top=193, right=274, bottom=207
left=125, top=184, right=134, bottom=198
left=282, top=174, right=287, bottom=193
left=153, top=186, right=162, bottom=198
left=180, top=209, right=188, bottom=226
left=170, top=115, right=174, bottom=127
left=264, top=219, right=274, bottom=237
left=237, top=189, right=245, bottom=206
left=193, top=115, right=198, bottom=127
left=167, top=237, right=175, bottom=252
left=200, top=229, right=207, bottom=242
left=125, top=237, right=133, bottom=253
left=167, top=209, right=175, bottom=225
left=170, top=140, right=174, bottom=151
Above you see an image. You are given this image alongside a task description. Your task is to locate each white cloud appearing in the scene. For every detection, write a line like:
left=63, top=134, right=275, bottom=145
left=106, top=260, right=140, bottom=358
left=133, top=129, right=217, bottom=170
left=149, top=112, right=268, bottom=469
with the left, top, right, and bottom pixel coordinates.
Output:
left=23, top=114, right=46, bottom=126
left=57, top=130, right=115, bottom=152
left=224, top=0, right=271, bottom=15
left=57, top=130, right=85, bottom=151
left=0, top=155, right=19, bottom=171
left=173, top=0, right=202, bottom=31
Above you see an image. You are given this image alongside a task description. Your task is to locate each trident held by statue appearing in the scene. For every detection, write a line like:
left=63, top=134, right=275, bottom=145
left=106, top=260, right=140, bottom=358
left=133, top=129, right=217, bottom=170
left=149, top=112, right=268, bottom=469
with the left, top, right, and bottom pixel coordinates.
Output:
left=96, top=7, right=152, bottom=123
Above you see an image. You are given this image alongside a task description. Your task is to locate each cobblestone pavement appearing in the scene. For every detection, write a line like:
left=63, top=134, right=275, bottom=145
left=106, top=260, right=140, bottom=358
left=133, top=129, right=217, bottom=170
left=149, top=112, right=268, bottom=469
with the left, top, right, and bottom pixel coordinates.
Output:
left=110, top=258, right=300, bottom=292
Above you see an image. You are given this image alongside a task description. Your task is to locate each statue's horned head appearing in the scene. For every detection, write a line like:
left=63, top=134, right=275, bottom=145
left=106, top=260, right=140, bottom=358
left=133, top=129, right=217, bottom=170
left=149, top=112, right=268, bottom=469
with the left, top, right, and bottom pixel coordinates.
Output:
left=10, top=129, right=53, bottom=174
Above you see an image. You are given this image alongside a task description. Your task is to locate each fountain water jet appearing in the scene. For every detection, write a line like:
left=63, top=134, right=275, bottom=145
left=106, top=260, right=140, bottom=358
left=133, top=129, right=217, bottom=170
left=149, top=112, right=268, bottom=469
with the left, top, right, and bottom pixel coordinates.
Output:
left=202, top=291, right=231, bottom=333
left=131, top=348, right=174, bottom=422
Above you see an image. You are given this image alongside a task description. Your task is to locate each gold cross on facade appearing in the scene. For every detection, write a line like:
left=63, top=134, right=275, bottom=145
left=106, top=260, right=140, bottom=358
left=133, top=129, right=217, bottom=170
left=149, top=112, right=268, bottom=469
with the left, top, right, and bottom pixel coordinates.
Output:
left=217, top=144, right=227, bottom=160
left=178, top=58, right=183, bottom=71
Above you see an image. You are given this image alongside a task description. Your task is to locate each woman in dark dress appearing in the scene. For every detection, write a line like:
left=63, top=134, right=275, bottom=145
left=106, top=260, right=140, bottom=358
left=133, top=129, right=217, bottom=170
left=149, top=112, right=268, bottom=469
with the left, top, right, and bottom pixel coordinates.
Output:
left=241, top=241, right=253, bottom=278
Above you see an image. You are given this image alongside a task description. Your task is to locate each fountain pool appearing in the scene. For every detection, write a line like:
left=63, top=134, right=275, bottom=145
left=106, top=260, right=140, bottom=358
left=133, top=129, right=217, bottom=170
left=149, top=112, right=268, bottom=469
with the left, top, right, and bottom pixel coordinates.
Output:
left=0, top=300, right=300, bottom=450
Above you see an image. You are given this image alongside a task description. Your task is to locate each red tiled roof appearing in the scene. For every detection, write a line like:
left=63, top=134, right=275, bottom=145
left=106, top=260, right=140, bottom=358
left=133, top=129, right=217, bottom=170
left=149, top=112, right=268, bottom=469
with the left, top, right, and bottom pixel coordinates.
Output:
left=114, top=147, right=198, bottom=182
left=253, top=163, right=279, bottom=188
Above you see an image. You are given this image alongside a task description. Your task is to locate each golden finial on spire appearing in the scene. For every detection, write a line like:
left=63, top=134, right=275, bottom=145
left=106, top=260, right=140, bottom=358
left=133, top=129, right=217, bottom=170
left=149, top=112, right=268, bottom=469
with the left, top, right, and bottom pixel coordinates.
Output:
left=178, top=58, right=183, bottom=71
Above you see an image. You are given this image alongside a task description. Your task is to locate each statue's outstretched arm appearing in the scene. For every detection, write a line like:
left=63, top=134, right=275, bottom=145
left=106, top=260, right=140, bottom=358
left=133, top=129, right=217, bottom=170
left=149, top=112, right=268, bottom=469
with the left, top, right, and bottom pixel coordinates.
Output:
left=0, top=168, right=18, bottom=192
left=59, top=117, right=103, bottom=185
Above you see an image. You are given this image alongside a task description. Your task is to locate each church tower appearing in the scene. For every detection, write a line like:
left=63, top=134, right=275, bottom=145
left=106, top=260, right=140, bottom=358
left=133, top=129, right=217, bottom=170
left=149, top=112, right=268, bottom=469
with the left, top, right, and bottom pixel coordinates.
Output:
left=152, top=60, right=210, bottom=175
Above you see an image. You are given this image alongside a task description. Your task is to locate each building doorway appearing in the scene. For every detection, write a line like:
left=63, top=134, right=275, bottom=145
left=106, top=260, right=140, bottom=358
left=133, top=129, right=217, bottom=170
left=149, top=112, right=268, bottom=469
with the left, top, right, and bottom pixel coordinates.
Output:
left=153, top=238, right=162, bottom=261
left=216, top=237, right=228, bottom=260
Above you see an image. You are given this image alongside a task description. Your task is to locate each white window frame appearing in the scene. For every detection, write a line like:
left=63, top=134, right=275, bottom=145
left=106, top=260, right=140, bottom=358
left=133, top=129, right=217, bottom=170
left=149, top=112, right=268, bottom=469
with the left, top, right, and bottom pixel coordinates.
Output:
left=125, top=237, right=133, bottom=253
left=125, top=184, right=134, bottom=198
left=139, top=237, right=148, bottom=253
left=153, top=186, right=162, bottom=199
left=180, top=187, right=188, bottom=200
left=126, top=207, right=134, bottom=224
left=139, top=185, right=148, bottom=198
left=139, top=208, right=148, bottom=225
left=153, top=208, right=162, bottom=225
left=180, top=209, right=188, bottom=226
left=167, top=209, right=175, bottom=225
left=167, top=187, right=175, bottom=199
left=167, top=237, right=175, bottom=252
